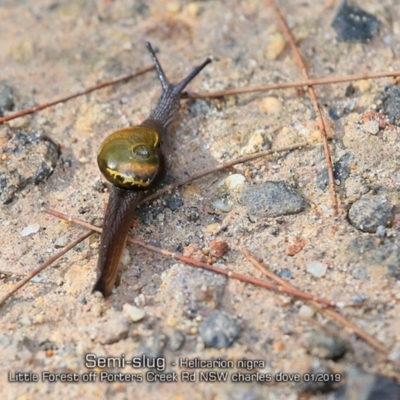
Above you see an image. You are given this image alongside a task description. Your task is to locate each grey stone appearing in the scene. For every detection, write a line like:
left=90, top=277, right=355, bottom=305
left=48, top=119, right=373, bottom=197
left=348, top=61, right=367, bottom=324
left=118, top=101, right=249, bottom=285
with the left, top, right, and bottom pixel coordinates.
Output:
left=332, top=1, right=379, bottom=43
left=333, top=367, right=400, bottom=400
left=199, top=310, right=240, bottom=348
left=0, top=82, right=15, bottom=116
left=377, top=85, right=400, bottom=126
left=168, top=330, right=185, bottom=351
left=135, top=332, right=168, bottom=358
left=241, top=181, right=306, bottom=220
left=96, top=314, right=130, bottom=345
left=306, top=331, right=348, bottom=360
left=0, top=129, right=60, bottom=204
left=348, top=195, right=393, bottom=233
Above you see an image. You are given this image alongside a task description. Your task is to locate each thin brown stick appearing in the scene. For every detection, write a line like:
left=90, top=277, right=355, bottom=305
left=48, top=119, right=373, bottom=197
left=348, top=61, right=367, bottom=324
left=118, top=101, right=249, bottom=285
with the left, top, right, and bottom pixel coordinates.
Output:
left=242, top=249, right=390, bottom=357
left=143, top=141, right=310, bottom=204
left=0, top=231, right=93, bottom=306
left=186, top=70, right=400, bottom=99
left=44, top=209, right=342, bottom=308
left=268, top=0, right=338, bottom=215
left=0, top=65, right=155, bottom=125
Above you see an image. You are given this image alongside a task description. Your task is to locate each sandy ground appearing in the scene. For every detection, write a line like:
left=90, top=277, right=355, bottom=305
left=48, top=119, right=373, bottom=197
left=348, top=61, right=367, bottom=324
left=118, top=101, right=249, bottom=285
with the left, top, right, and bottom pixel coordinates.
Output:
left=0, top=0, right=399, bottom=399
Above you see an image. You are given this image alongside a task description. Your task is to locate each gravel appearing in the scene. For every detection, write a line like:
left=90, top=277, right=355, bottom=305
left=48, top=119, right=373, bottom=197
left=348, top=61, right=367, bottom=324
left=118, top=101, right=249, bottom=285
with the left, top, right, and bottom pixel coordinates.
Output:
left=199, top=310, right=240, bottom=348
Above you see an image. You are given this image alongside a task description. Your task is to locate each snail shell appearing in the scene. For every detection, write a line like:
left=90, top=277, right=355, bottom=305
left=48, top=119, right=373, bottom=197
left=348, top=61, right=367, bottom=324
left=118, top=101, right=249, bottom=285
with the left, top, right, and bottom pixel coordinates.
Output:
left=97, top=126, right=162, bottom=190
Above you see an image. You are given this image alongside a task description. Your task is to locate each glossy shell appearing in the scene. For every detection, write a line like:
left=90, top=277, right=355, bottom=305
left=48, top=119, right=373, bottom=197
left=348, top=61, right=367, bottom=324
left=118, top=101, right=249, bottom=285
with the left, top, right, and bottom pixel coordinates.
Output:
left=97, top=126, right=161, bottom=190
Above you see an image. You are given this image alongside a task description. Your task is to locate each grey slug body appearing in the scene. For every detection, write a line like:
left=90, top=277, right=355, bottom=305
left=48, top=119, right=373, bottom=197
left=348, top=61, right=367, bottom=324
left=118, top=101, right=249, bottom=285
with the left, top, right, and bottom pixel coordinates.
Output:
left=93, top=43, right=211, bottom=297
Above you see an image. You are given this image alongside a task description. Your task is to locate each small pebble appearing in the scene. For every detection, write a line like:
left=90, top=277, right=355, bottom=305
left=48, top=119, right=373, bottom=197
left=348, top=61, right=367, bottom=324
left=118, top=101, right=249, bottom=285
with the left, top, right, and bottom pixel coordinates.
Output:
left=260, top=96, right=283, bottom=115
left=307, top=261, right=328, bottom=278
left=122, top=303, right=146, bottom=322
left=56, top=277, right=64, bottom=286
left=362, top=119, right=380, bottom=135
left=96, top=314, right=130, bottom=345
left=225, top=174, right=246, bottom=190
left=332, top=1, right=379, bottom=43
left=205, top=223, right=221, bottom=235
left=265, top=33, right=286, bottom=60
left=0, top=132, right=60, bottom=204
left=54, top=236, right=69, bottom=248
left=306, top=331, right=348, bottom=360
left=120, top=247, right=132, bottom=268
left=135, top=332, right=168, bottom=358
left=298, top=305, right=315, bottom=319
left=19, top=316, right=32, bottom=327
left=377, top=85, right=400, bottom=126
left=187, top=2, right=200, bottom=17
left=166, top=1, right=181, bottom=13
left=242, top=130, right=270, bottom=154
left=169, top=330, right=185, bottom=351
left=241, top=181, right=305, bottom=220
left=209, top=240, right=229, bottom=258
left=134, top=294, right=147, bottom=307
left=275, top=268, right=293, bottom=279
left=20, top=223, right=40, bottom=237
left=0, top=82, right=15, bottom=115
left=8, top=117, right=28, bottom=128
left=348, top=195, right=393, bottom=233
left=34, top=314, right=45, bottom=324
left=199, top=310, right=240, bottom=348
left=212, top=199, right=231, bottom=212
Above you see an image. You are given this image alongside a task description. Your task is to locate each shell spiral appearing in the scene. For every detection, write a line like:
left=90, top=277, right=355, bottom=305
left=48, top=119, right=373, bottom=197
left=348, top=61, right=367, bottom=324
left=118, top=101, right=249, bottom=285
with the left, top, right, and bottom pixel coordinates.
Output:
left=97, top=126, right=162, bottom=190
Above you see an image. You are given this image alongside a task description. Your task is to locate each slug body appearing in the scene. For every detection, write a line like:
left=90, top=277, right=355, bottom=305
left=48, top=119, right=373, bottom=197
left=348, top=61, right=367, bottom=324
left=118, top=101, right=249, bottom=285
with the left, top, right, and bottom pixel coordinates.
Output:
left=93, top=43, right=211, bottom=297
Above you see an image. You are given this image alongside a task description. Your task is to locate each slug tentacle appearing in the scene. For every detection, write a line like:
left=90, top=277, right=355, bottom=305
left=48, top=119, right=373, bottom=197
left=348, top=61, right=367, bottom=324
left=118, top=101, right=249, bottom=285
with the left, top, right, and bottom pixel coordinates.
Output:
left=145, top=42, right=212, bottom=132
left=93, top=42, right=211, bottom=297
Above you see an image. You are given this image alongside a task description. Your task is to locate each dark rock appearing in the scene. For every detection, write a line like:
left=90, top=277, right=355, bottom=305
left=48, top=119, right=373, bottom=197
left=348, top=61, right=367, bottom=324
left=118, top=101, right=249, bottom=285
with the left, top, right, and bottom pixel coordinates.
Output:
left=0, top=129, right=60, bottom=204
left=274, top=267, right=293, bottom=279
left=166, top=192, right=183, bottom=211
left=317, top=153, right=351, bottom=189
left=376, top=85, right=400, bottom=126
left=168, top=330, right=185, bottom=351
left=305, top=331, right=348, bottom=360
left=135, top=332, right=168, bottom=358
left=240, top=181, right=306, bottom=220
left=0, top=82, right=15, bottom=116
left=199, top=310, right=240, bottom=348
left=332, top=1, right=379, bottom=43
left=333, top=367, right=400, bottom=400
left=348, top=195, right=392, bottom=233
left=185, top=206, right=201, bottom=222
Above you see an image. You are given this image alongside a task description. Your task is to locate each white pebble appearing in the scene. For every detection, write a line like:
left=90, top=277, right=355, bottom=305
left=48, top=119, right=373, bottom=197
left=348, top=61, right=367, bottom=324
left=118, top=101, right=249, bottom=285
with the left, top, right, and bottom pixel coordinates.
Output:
left=212, top=199, right=231, bottom=212
left=123, top=304, right=146, bottom=322
left=260, top=96, right=283, bottom=115
left=120, top=247, right=132, bottom=267
left=298, top=305, right=315, bottom=319
left=20, top=223, right=40, bottom=237
left=19, top=316, right=32, bottom=326
left=225, top=174, right=246, bottom=190
left=306, top=261, right=327, bottom=278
